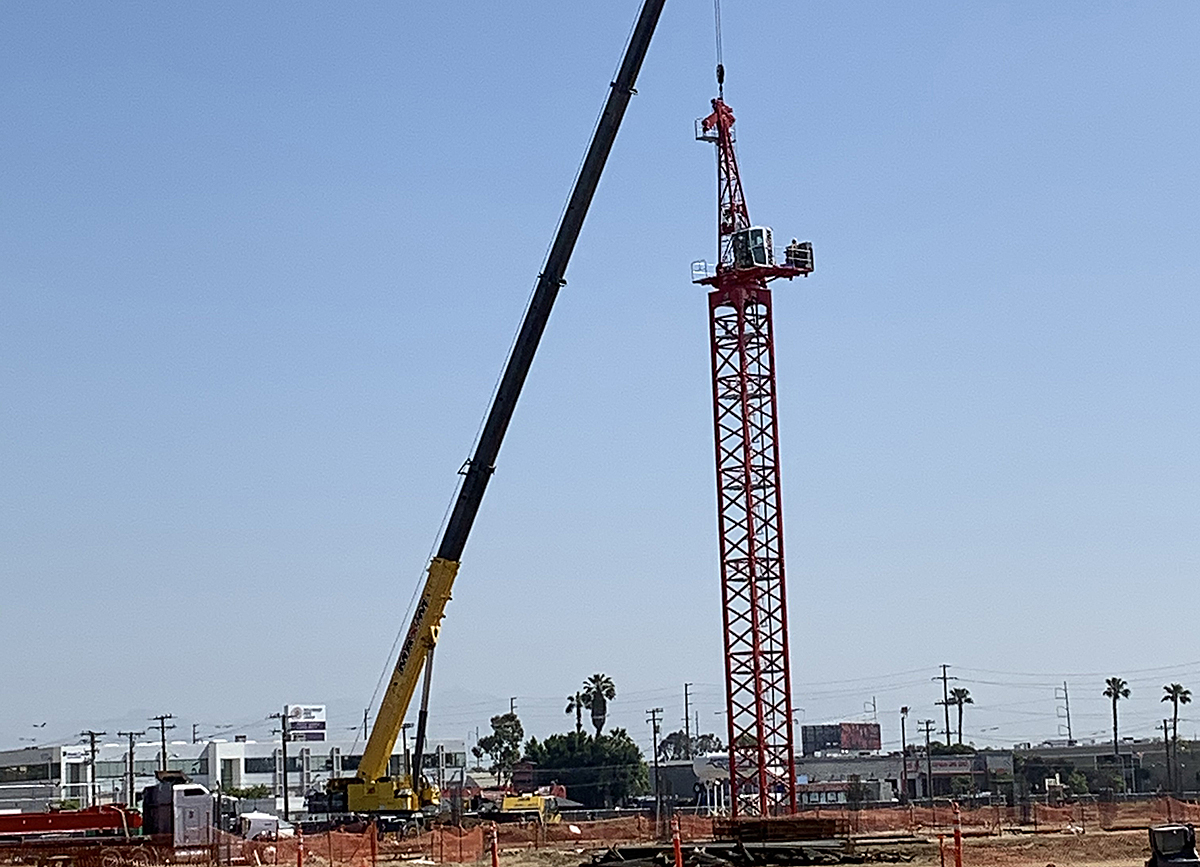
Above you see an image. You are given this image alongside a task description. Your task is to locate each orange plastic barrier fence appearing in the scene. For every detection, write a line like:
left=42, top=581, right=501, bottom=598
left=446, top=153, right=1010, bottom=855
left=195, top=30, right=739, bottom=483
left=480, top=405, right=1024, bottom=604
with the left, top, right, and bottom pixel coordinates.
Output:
left=230, top=826, right=377, bottom=867
left=206, top=799, right=1200, bottom=866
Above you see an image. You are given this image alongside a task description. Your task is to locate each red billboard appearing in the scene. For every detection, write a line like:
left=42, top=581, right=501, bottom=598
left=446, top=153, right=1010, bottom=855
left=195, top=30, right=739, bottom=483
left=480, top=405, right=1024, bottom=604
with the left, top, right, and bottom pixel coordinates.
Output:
left=839, top=722, right=882, bottom=751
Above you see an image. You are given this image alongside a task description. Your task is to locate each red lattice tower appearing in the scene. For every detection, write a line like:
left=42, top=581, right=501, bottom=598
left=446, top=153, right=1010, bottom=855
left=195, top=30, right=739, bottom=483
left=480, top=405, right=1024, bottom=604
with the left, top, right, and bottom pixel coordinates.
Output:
left=694, top=91, right=813, bottom=817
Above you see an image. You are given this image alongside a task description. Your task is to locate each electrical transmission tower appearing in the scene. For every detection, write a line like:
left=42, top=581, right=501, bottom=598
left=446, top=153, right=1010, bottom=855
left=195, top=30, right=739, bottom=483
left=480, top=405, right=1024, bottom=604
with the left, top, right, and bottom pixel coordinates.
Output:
left=694, top=60, right=813, bottom=817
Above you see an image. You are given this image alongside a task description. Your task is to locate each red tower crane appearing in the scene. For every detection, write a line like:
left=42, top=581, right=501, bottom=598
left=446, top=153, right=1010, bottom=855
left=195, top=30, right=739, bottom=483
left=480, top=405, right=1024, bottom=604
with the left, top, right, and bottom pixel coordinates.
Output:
left=694, top=64, right=813, bottom=817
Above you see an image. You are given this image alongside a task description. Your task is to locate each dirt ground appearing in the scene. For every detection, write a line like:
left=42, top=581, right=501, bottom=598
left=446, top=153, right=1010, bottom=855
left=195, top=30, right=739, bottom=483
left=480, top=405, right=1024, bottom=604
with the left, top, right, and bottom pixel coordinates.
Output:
left=919, top=830, right=1151, bottom=867
left=497, top=830, right=1153, bottom=867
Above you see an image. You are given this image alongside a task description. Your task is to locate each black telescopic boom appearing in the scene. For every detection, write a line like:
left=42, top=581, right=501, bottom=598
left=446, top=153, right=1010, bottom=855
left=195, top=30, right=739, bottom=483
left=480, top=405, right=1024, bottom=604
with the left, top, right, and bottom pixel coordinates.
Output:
left=434, top=0, right=666, bottom=564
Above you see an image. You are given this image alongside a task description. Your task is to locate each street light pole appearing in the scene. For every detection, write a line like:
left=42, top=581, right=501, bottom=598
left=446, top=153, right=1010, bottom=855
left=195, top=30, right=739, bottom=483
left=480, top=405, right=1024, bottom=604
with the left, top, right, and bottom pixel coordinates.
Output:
left=401, top=722, right=414, bottom=779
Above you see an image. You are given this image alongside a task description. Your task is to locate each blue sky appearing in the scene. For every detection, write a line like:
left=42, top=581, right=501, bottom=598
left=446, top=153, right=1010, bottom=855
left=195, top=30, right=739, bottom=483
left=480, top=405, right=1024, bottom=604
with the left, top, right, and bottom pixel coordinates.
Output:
left=3, top=1, right=1198, bottom=759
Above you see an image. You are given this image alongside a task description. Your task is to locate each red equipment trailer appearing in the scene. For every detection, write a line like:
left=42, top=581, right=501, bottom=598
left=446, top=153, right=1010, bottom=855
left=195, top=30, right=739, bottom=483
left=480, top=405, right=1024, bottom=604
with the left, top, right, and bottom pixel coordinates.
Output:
left=0, top=804, right=143, bottom=837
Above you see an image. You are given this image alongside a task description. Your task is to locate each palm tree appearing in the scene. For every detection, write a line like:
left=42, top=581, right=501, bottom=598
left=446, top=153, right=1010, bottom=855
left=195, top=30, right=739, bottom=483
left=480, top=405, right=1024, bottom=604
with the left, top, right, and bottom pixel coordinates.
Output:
left=581, top=673, right=616, bottom=737
left=1162, top=683, right=1192, bottom=791
left=565, top=692, right=585, bottom=734
left=949, top=687, right=973, bottom=745
left=1104, top=677, right=1130, bottom=758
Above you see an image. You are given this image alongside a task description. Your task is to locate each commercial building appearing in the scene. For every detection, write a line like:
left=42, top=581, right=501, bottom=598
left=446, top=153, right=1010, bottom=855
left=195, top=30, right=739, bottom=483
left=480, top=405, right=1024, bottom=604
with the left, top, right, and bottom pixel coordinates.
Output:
left=0, top=736, right=466, bottom=817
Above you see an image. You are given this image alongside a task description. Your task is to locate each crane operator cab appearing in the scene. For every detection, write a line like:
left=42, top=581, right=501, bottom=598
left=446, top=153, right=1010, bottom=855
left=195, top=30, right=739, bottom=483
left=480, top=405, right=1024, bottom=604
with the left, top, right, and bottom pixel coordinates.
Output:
left=730, top=227, right=814, bottom=275
left=731, top=226, right=774, bottom=269
left=1147, top=824, right=1200, bottom=867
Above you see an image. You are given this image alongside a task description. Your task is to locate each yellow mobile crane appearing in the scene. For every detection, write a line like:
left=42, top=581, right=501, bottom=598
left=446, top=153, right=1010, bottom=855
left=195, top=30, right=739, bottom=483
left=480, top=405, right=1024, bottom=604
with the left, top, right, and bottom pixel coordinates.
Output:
left=320, top=0, right=666, bottom=822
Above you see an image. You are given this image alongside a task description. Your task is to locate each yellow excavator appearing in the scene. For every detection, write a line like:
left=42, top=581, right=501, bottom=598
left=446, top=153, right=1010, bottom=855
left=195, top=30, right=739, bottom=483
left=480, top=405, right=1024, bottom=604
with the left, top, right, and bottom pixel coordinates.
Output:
left=317, top=0, right=666, bottom=824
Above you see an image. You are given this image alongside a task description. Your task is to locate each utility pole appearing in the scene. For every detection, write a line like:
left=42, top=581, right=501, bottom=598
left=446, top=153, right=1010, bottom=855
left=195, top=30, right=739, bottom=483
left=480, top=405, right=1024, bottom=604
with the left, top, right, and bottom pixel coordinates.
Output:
left=363, top=708, right=369, bottom=740
left=80, top=730, right=107, bottom=807
left=509, top=697, right=517, bottom=716
left=117, top=730, right=143, bottom=806
left=919, top=719, right=937, bottom=802
left=149, top=714, right=175, bottom=773
left=683, top=683, right=693, bottom=758
left=1055, top=682, right=1074, bottom=745
left=864, top=697, right=878, bottom=722
left=1161, top=719, right=1173, bottom=792
left=933, top=665, right=956, bottom=747
left=192, top=724, right=199, bottom=744
left=647, top=708, right=663, bottom=835
left=899, top=707, right=909, bottom=804
left=269, top=709, right=291, bottom=822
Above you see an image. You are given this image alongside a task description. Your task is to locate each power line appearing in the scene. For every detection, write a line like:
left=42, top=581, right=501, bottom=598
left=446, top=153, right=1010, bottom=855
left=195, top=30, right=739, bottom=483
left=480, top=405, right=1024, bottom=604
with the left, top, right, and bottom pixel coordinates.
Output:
left=268, top=710, right=291, bottom=822
left=116, top=730, right=143, bottom=807
left=80, top=729, right=107, bottom=808
left=149, top=714, right=175, bottom=773
left=918, top=719, right=936, bottom=801
left=646, top=708, right=663, bottom=834
left=934, top=664, right=957, bottom=746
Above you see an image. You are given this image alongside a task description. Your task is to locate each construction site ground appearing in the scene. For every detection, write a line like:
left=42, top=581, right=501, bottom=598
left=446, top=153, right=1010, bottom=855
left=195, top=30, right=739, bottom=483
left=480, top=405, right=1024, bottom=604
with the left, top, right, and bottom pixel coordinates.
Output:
left=492, top=830, right=1152, bottom=867
left=196, top=804, right=1193, bottom=867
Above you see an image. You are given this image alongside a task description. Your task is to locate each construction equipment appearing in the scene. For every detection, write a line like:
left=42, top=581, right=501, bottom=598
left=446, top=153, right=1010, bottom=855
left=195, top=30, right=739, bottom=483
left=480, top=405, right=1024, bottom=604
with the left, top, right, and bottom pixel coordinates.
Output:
left=692, top=47, right=813, bottom=815
left=0, top=774, right=215, bottom=866
left=0, top=804, right=144, bottom=838
left=320, top=0, right=667, bottom=823
left=1147, top=824, right=1200, bottom=867
left=488, top=794, right=561, bottom=825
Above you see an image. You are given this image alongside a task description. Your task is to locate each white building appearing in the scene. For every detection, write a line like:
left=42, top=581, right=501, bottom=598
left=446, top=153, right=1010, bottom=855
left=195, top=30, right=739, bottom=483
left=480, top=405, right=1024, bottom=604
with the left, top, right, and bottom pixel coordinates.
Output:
left=0, top=736, right=467, bottom=817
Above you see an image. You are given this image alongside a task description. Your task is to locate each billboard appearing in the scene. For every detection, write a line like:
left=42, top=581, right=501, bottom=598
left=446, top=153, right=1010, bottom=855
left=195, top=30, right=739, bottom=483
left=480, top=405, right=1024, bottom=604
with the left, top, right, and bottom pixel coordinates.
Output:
left=285, top=704, right=326, bottom=742
left=801, top=724, right=841, bottom=755
left=801, top=722, right=882, bottom=755
left=840, top=722, right=882, bottom=752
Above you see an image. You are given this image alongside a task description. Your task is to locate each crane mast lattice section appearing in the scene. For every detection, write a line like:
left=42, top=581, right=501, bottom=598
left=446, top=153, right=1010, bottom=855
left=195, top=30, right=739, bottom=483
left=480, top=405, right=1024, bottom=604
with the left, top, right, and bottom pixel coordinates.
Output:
left=696, top=95, right=812, bottom=817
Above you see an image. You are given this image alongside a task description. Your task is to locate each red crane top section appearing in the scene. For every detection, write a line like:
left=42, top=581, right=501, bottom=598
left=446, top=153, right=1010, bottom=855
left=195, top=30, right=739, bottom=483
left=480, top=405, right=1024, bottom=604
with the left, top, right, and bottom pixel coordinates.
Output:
left=695, top=95, right=813, bottom=290
left=702, top=98, right=750, bottom=244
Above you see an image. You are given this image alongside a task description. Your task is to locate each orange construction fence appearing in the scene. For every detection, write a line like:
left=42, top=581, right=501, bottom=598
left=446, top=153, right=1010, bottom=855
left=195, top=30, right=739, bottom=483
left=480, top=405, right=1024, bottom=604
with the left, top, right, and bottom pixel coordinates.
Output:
left=207, top=798, right=1200, bottom=866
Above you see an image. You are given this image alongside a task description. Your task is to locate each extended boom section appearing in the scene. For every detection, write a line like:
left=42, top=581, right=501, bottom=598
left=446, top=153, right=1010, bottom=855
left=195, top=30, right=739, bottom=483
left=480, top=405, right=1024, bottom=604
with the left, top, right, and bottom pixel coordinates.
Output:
left=329, top=0, right=667, bottom=820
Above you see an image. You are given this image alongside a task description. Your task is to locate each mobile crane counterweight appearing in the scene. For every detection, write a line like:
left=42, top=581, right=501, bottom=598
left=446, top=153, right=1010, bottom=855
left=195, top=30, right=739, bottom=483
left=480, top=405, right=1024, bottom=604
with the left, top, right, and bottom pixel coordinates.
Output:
left=323, top=0, right=667, bottom=822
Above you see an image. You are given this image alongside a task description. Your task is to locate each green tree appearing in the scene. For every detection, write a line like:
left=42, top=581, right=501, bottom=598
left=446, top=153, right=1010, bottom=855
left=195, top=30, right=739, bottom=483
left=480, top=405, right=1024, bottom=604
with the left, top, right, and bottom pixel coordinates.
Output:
left=475, top=712, right=524, bottom=785
left=658, top=729, right=722, bottom=761
left=565, top=692, right=585, bottom=734
left=1066, top=770, right=1090, bottom=795
left=1103, top=677, right=1130, bottom=757
left=657, top=730, right=691, bottom=761
left=949, top=687, right=973, bottom=745
left=581, top=673, right=616, bottom=737
left=949, top=775, right=974, bottom=796
left=928, top=740, right=975, bottom=756
left=1162, top=683, right=1191, bottom=791
left=846, top=774, right=870, bottom=809
left=226, top=784, right=272, bottom=799
left=523, top=728, right=647, bottom=808
left=1087, top=765, right=1125, bottom=793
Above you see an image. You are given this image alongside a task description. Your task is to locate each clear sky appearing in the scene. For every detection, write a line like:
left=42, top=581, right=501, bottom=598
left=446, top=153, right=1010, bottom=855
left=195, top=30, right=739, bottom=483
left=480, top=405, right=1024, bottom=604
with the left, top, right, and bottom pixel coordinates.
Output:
left=3, top=2, right=1198, bottom=760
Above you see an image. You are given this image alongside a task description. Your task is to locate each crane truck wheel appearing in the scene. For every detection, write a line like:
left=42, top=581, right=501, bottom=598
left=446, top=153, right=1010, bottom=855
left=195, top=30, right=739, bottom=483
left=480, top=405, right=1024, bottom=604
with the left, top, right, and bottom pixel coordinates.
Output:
left=125, top=846, right=157, bottom=867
